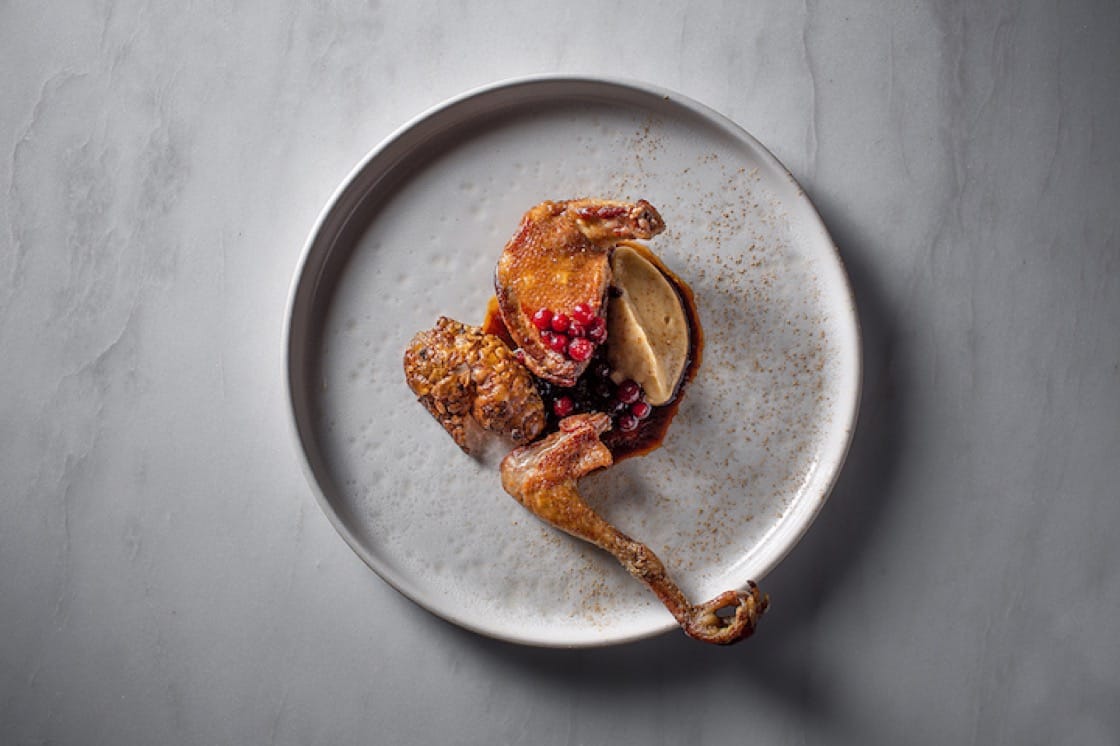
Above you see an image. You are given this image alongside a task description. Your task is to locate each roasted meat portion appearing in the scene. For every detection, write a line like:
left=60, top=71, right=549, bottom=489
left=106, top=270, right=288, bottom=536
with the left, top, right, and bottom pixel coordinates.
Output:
left=495, top=199, right=665, bottom=387
left=404, top=316, right=546, bottom=454
left=500, top=413, right=768, bottom=644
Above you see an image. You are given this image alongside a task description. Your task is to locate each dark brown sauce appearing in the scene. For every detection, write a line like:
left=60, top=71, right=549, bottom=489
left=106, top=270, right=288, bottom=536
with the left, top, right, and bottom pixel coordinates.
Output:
left=482, top=296, right=515, bottom=348
left=482, top=241, right=703, bottom=462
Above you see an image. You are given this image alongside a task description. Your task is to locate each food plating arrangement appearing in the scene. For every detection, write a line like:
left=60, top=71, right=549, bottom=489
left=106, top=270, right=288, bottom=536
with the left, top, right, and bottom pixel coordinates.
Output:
left=404, top=198, right=769, bottom=645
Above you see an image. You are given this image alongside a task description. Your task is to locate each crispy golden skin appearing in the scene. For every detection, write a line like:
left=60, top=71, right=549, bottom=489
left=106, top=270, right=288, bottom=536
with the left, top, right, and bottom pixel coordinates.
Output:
left=495, top=199, right=665, bottom=387
left=404, top=317, right=546, bottom=454
left=500, top=413, right=768, bottom=644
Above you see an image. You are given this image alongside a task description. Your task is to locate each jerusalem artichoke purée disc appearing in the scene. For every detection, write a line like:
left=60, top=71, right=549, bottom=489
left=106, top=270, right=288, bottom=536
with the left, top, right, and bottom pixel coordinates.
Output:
left=606, top=245, right=691, bottom=406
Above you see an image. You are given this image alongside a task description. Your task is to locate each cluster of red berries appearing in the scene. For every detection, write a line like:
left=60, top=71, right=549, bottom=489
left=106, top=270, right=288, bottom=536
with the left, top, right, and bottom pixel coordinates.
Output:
left=531, top=302, right=607, bottom=363
left=538, top=351, right=654, bottom=433
left=610, top=378, right=653, bottom=433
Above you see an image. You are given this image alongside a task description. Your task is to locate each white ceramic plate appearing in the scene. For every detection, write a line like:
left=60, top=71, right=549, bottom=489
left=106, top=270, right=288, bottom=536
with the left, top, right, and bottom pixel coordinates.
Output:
left=285, top=76, right=860, bottom=647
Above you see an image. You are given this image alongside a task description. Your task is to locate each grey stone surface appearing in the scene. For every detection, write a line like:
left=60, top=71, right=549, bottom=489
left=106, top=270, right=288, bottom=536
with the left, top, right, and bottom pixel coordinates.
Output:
left=1, top=1, right=1117, bottom=743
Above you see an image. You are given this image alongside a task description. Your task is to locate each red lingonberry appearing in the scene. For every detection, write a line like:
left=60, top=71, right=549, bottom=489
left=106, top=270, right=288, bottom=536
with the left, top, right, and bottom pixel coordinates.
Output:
left=617, top=380, right=642, bottom=404
left=618, top=413, right=639, bottom=432
left=550, top=313, right=570, bottom=333
left=571, top=302, right=595, bottom=326
left=531, top=308, right=553, bottom=331
left=567, top=337, right=594, bottom=361
left=552, top=396, right=574, bottom=418
left=567, top=319, right=586, bottom=338
left=587, top=316, right=607, bottom=343
left=546, top=332, right=569, bottom=353
left=631, top=401, right=652, bottom=419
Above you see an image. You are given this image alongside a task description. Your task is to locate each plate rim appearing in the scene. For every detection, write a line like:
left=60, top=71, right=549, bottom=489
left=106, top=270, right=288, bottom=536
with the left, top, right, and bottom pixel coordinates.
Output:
left=283, top=73, right=863, bottom=647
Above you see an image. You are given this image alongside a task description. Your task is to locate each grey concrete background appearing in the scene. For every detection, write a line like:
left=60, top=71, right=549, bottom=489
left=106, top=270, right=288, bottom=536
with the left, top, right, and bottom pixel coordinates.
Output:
left=2, top=1, right=1117, bottom=744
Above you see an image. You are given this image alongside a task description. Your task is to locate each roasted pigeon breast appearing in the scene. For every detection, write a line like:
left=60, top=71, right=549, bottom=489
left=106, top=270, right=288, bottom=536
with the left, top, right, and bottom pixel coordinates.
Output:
left=495, top=199, right=665, bottom=387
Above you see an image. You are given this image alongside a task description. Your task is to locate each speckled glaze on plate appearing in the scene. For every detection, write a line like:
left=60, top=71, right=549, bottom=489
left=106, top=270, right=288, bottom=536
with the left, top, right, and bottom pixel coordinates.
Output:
left=285, top=76, right=861, bottom=647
